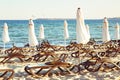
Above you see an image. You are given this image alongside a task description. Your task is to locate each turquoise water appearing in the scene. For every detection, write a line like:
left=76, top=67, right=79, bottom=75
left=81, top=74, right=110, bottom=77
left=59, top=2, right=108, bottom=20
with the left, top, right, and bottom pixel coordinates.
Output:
left=0, top=19, right=120, bottom=47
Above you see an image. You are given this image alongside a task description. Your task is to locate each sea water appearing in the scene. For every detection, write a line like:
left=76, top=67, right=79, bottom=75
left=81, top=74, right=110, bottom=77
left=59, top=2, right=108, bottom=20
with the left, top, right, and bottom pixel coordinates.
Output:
left=0, top=18, right=120, bottom=48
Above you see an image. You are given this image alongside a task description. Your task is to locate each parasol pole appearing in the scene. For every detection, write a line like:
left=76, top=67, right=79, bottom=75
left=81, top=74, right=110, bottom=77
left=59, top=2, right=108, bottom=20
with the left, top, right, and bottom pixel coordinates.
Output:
left=3, top=43, right=5, bottom=54
left=64, top=38, right=66, bottom=50
left=64, top=38, right=66, bottom=47
left=39, top=38, right=42, bottom=47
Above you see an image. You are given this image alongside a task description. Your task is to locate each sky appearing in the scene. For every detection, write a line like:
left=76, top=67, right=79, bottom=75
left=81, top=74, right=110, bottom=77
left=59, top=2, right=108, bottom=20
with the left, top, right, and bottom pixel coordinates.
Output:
left=0, top=0, right=120, bottom=20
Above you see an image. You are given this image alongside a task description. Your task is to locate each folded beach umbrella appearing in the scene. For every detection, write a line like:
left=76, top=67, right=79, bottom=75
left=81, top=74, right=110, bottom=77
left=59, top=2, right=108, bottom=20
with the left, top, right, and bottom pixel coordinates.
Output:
left=102, top=17, right=110, bottom=42
left=76, top=8, right=89, bottom=44
left=28, top=19, right=38, bottom=46
left=64, top=20, right=69, bottom=46
left=64, top=20, right=69, bottom=39
left=115, top=23, right=120, bottom=40
left=2, top=23, right=10, bottom=50
left=39, top=24, right=45, bottom=40
left=86, top=24, right=91, bottom=40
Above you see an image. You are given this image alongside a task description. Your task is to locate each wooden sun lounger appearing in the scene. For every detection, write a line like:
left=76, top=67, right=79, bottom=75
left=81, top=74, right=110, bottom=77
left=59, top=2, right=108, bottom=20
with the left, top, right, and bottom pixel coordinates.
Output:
left=0, top=46, right=27, bottom=63
left=66, top=42, right=83, bottom=51
left=24, top=53, right=72, bottom=77
left=25, top=51, right=57, bottom=62
left=0, top=53, right=26, bottom=63
left=37, top=40, right=58, bottom=51
left=25, top=61, right=72, bottom=77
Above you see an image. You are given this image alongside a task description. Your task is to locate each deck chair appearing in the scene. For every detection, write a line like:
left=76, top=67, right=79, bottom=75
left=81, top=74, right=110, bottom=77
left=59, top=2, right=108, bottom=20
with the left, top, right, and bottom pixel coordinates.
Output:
left=24, top=53, right=72, bottom=77
left=26, top=51, right=57, bottom=62
left=37, top=40, right=58, bottom=51
left=66, top=41, right=83, bottom=51
left=0, top=46, right=26, bottom=63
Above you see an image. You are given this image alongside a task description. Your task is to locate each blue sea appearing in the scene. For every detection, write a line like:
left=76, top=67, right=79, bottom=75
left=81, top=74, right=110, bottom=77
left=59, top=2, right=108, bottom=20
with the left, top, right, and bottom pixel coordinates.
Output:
left=0, top=18, right=120, bottom=48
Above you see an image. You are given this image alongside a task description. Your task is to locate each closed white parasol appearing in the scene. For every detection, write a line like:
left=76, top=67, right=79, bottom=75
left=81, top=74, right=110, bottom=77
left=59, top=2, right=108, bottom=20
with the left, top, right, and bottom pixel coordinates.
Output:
left=2, top=23, right=10, bottom=43
left=76, top=8, right=89, bottom=44
left=64, top=20, right=69, bottom=39
left=39, top=24, right=45, bottom=46
left=64, top=20, right=69, bottom=46
left=115, top=23, right=119, bottom=40
left=102, top=17, right=110, bottom=42
left=39, top=24, right=45, bottom=40
left=86, top=24, right=91, bottom=40
left=2, top=23, right=10, bottom=51
left=28, top=19, right=38, bottom=46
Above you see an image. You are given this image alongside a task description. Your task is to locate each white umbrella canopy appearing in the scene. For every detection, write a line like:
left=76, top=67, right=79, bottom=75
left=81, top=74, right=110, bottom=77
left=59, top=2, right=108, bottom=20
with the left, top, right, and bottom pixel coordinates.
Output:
left=28, top=19, right=38, bottom=46
left=86, top=24, right=91, bottom=40
left=64, top=20, right=69, bottom=46
left=39, top=24, right=45, bottom=40
left=115, top=23, right=120, bottom=40
left=64, top=20, right=69, bottom=39
left=76, top=8, right=89, bottom=44
left=102, top=17, right=110, bottom=42
left=2, top=23, right=10, bottom=43
left=2, top=23, right=10, bottom=50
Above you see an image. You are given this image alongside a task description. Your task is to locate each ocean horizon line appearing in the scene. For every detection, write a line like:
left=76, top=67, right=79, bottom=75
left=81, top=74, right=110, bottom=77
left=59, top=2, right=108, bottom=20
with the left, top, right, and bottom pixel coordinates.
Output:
left=0, top=17, right=120, bottom=21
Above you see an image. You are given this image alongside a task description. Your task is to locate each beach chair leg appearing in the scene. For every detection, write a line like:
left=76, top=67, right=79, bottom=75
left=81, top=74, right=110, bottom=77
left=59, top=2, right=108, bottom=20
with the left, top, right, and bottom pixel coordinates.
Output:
left=3, top=58, right=11, bottom=63
left=25, top=66, right=41, bottom=77
left=58, top=67, right=64, bottom=72
left=24, top=66, right=32, bottom=75
left=44, top=67, right=55, bottom=77
left=29, top=69, right=38, bottom=77
left=42, top=56, right=48, bottom=62
left=25, top=57, right=32, bottom=62
left=36, top=68, right=43, bottom=74
left=7, top=69, right=14, bottom=79
left=65, top=68, right=73, bottom=74
left=0, top=57, right=8, bottom=63
left=33, top=54, right=43, bottom=61
left=111, top=62, right=120, bottom=69
left=51, top=55, right=55, bottom=58
left=18, top=57, right=24, bottom=62
left=0, top=69, right=14, bottom=80
left=0, top=71, right=8, bottom=77
left=35, top=57, right=41, bottom=61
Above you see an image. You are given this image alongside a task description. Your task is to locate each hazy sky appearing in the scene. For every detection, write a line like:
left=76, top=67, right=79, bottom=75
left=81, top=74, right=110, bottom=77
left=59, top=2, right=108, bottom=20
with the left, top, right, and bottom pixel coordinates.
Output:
left=0, top=0, right=120, bottom=20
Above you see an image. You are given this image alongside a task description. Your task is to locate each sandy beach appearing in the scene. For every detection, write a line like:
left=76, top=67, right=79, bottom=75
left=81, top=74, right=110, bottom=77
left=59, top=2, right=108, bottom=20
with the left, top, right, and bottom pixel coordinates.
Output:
left=1, top=61, right=120, bottom=80
left=0, top=43, right=120, bottom=80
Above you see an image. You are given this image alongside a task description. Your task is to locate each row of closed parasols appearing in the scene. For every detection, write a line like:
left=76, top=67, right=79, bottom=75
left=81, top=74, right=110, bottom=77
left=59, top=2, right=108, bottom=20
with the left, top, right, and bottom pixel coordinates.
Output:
left=1, top=8, right=120, bottom=49
left=2, top=19, right=69, bottom=47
